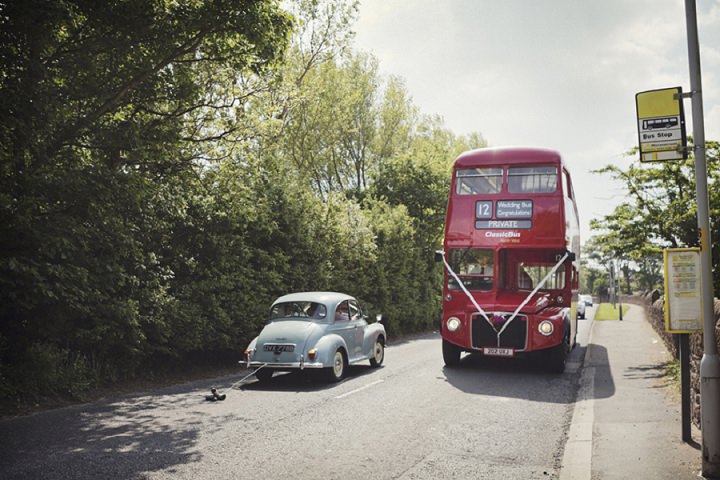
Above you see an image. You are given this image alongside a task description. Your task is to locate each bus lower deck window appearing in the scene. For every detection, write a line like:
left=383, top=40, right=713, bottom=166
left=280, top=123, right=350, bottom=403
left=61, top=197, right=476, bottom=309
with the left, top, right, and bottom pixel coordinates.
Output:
left=517, top=262, right=565, bottom=290
left=448, top=248, right=494, bottom=291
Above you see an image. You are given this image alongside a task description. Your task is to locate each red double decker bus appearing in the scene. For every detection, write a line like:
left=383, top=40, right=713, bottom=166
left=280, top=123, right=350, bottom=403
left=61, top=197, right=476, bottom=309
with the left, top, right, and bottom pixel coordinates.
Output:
left=437, top=147, right=580, bottom=373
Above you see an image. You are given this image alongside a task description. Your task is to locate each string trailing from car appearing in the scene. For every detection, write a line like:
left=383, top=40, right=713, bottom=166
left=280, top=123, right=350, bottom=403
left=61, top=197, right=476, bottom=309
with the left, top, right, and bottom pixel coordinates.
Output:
left=204, top=364, right=269, bottom=401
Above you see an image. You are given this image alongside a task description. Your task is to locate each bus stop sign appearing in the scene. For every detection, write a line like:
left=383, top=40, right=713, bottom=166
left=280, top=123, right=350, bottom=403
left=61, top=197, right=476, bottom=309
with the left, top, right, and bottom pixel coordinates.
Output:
left=636, top=86, right=687, bottom=162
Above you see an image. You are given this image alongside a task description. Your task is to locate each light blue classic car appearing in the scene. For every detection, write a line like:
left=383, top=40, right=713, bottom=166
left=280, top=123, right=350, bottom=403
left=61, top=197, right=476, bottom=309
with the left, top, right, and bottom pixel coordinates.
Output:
left=243, top=292, right=386, bottom=383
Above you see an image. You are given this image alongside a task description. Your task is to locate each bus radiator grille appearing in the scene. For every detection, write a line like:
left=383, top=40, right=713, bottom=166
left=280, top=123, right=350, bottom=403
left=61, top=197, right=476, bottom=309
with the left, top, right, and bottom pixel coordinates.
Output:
left=471, top=315, right=527, bottom=350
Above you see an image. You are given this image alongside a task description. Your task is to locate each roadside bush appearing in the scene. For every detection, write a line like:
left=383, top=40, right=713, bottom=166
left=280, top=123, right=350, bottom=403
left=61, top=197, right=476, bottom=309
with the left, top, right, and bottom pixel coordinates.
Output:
left=2, top=342, right=101, bottom=402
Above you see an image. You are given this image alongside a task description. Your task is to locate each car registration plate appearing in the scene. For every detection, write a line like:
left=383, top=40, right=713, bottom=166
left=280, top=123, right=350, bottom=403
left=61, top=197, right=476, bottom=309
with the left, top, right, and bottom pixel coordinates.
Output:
left=483, top=347, right=514, bottom=357
left=264, top=344, right=295, bottom=353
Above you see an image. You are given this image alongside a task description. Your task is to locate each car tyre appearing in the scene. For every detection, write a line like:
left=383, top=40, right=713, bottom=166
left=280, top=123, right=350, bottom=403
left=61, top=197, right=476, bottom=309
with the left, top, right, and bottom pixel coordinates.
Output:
left=369, top=337, right=385, bottom=367
left=255, top=368, right=274, bottom=383
left=325, top=349, right=346, bottom=382
left=442, top=339, right=461, bottom=367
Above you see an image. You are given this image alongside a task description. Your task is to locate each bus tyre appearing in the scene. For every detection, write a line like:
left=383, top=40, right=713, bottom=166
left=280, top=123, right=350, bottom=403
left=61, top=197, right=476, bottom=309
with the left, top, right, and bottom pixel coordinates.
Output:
left=547, top=339, right=569, bottom=373
left=443, top=339, right=461, bottom=367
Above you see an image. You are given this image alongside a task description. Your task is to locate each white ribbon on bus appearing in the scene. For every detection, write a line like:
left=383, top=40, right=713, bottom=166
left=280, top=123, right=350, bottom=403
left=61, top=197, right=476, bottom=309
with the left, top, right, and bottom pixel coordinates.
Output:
left=436, top=250, right=492, bottom=325
left=436, top=250, right=570, bottom=346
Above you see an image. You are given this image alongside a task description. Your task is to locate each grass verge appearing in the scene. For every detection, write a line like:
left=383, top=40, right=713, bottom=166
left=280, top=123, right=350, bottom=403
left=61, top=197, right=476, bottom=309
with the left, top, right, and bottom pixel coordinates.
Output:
left=594, top=303, right=630, bottom=320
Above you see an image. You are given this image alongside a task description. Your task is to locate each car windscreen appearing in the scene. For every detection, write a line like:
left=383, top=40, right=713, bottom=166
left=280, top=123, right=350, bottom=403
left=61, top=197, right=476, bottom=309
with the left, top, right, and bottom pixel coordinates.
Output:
left=269, top=301, right=328, bottom=321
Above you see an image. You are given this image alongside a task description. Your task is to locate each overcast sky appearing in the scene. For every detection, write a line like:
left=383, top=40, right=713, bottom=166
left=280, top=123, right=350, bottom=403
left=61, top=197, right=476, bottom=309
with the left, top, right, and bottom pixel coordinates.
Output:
left=352, top=0, right=720, bottom=242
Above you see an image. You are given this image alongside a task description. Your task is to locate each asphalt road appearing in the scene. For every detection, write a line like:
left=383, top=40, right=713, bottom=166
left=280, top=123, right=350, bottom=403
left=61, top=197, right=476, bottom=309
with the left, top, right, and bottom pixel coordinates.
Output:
left=0, top=311, right=594, bottom=480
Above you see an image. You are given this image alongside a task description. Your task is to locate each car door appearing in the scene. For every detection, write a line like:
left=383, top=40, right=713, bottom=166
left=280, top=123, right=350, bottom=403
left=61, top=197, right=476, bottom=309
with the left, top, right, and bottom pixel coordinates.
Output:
left=347, top=299, right=367, bottom=361
left=331, top=300, right=357, bottom=360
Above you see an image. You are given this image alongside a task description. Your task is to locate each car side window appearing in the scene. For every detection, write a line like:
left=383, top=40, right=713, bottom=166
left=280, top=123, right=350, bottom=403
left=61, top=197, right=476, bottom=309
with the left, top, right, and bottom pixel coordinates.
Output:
left=349, top=300, right=361, bottom=321
left=335, top=301, right=350, bottom=322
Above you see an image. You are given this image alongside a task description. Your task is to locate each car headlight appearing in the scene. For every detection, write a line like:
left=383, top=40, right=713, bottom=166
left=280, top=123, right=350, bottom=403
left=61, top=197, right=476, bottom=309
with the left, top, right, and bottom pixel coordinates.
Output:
left=538, top=321, right=554, bottom=336
left=446, top=316, right=461, bottom=332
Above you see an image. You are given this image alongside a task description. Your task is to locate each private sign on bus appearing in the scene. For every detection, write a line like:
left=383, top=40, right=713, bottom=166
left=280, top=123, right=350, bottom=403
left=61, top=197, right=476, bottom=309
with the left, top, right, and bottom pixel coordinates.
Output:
left=436, top=147, right=581, bottom=373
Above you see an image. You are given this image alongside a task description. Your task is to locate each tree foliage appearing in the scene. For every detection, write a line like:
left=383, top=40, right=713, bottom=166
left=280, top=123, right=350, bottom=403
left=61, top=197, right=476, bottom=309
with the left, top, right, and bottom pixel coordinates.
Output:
left=588, top=141, right=720, bottom=296
left=0, top=0, right=487, bottom=404
left=0, top=0, right=293, bottom=399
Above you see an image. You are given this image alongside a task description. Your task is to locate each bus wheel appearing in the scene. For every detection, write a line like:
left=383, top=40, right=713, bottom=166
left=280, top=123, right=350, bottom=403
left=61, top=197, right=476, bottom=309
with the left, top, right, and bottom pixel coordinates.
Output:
left=547, top=339, right=569, bottom=373
left=442, top=339, right=461, bottom=367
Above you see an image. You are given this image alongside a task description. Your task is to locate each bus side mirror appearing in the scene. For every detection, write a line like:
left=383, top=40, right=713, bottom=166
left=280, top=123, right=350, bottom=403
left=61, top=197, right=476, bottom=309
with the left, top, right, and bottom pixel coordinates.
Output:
left=553, top=251, right=576, bottom=262
left=435, top=251, right=444, bottom=263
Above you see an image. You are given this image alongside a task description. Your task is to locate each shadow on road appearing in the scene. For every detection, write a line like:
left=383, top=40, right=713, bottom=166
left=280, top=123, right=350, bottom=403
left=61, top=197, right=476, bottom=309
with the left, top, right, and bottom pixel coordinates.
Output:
left=441, top=343, right=616, bottom=404
left=234, top=364, right=384, bottom=393
left=0, top=389, right=203, bottom=480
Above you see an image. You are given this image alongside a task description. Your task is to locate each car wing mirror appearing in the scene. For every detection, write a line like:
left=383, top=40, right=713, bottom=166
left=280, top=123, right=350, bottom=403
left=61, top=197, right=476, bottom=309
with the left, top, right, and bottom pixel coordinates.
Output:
left=376, top=314, right=383, bottom=323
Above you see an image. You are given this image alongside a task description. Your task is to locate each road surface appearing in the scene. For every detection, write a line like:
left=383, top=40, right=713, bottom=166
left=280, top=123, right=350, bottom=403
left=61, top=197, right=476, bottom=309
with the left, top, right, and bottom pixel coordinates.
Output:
left=0, top=311, right=595, bottom=479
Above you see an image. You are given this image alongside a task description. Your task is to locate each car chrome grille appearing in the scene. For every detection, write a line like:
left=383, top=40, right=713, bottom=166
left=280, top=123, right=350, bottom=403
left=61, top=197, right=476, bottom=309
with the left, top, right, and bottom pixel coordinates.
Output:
left=471, top=313, right=527, bottom=350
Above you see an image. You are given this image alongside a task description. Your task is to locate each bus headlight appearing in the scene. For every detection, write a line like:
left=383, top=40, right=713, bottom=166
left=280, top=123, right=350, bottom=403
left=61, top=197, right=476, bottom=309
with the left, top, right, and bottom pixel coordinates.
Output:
left=538, top=321, right=554, bottom=336
left=446, top=317, right=462, bottom=332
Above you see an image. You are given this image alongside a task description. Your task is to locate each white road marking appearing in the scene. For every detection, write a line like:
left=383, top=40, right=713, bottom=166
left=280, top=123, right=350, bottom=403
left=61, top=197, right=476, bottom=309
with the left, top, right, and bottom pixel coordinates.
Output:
left=334, top=379, right=384, bottom=399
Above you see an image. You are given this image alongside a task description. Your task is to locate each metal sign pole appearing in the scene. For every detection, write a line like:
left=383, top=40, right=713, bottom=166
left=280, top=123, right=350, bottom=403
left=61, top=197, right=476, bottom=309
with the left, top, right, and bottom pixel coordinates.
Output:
left=680, top=333, right=692, bottom=443
left=683, top=0, right=720, bottom=476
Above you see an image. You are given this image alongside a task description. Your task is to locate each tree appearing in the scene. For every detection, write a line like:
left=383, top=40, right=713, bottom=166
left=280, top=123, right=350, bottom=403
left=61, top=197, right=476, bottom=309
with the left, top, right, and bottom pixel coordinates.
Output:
left=590, top=140, right=719, bottom=296
left=0, top=0, right=490, bottom=406
left=0, top=0, right=292, bottom=399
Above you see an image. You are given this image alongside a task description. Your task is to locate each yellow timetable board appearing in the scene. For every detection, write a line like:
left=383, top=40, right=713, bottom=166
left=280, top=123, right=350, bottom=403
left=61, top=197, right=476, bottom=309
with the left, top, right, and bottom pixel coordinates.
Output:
left=663, top=248, right=702, bottom=333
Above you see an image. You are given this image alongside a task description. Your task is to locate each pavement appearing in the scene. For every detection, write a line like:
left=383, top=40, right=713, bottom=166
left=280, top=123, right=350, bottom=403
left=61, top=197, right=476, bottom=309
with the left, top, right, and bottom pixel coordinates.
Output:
left=561, top=303, right=705, bottom=479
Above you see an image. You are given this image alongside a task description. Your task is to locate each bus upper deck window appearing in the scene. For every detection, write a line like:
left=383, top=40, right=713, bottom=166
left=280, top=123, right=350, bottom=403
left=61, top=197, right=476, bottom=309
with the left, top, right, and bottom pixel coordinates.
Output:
left=507, top=166, right=558, bottom=194
left=456, top=168, right=503, bottom=195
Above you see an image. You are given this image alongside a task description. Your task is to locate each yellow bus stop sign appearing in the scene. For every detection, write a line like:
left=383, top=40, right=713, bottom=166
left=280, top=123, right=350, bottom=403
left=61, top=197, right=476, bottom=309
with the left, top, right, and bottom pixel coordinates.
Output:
left=636, top=87, right=687, bottom=161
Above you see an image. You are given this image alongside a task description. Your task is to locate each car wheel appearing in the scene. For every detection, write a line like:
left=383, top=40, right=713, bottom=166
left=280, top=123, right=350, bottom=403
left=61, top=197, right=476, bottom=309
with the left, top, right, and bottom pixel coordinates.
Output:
left=255, top=368, right=274, bottom=383
left=325, top=349, right=346, bottom=382
left=369, top=337, right=385, bottom=367
left=442, top=338, right=461, bottom=367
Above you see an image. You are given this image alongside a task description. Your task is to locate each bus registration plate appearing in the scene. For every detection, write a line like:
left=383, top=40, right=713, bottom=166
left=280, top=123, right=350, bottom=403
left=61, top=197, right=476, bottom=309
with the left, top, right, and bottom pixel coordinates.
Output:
left=483, top=347, right=514, bottom=357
